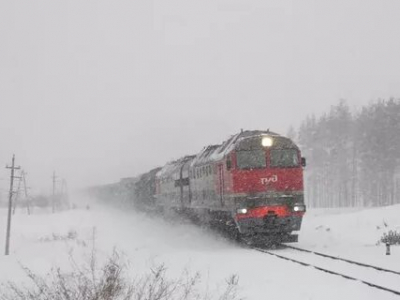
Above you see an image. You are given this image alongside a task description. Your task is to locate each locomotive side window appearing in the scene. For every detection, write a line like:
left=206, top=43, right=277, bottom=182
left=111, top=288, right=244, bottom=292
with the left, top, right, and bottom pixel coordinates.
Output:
left=236, top=150, right=266, bottom=169
left=270, top=149, right=299, bottom=167
left=226, top=156, right=232, bottom=170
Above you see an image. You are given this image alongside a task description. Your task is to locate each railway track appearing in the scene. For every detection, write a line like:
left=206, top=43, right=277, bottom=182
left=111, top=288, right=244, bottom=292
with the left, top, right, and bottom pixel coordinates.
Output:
left=254, top=245, right=400, bottom=297
left=282, top=244, right=400, bottom=275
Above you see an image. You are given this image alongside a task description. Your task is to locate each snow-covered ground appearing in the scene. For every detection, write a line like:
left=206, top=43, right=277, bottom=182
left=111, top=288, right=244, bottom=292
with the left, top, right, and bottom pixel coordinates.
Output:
left=1, top=199, right=399, bottom=299
left=300, top=206, right=400, bottom=270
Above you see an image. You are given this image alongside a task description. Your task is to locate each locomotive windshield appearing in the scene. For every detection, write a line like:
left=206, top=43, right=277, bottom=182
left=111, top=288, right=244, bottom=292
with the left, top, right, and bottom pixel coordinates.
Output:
left=270, top=149, right=299, bottom=167
left=236, top=150, right=266, bottom=169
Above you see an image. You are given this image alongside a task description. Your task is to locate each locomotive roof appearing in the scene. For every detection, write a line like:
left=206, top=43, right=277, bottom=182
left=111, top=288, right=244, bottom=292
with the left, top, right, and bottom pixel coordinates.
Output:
left=119, top=177, right=138, bottom=184
left=156, top=130, right=297, bottom=178
left=156, top=155, right=195, bottom=178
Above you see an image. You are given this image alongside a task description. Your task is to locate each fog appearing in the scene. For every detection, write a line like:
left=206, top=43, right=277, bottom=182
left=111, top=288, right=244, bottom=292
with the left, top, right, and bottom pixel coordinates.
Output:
left=1, top=0, right=400, bottom=193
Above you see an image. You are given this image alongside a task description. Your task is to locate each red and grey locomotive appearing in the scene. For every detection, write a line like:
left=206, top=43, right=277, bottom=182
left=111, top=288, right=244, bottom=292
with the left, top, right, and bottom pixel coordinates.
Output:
left=154, top=130, right=306, bottom=243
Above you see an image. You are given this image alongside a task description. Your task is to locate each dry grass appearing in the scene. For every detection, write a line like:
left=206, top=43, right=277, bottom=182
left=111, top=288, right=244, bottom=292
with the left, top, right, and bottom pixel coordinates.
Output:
left=0, top=247, right=242, bottom=300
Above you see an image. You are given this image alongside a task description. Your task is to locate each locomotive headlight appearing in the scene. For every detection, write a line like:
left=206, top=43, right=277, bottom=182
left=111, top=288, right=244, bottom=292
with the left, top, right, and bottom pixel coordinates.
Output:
left=237, top=208, right=248, bottom=214
left=261, top=137, right=273, bottom=147
left=293, top=204, right=306, bottom=212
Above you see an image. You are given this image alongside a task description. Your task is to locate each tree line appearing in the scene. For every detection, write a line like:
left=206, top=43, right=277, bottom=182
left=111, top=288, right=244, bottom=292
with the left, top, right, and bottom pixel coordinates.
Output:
left=292, top=99, right=400, bottom=207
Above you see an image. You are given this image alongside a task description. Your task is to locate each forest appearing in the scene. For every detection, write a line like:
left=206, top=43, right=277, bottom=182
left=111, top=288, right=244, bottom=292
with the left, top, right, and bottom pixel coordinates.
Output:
left=292, top=99, right=400, bottom=208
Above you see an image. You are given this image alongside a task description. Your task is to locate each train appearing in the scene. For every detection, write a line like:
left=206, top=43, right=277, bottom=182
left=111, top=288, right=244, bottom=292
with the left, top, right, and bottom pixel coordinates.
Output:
left=90, top=130, right=306, bottom=244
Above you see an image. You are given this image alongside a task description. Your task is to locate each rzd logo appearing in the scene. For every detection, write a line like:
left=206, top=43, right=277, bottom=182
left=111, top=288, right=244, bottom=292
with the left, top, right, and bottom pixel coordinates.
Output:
left=260, top=175, right=278, bottom=185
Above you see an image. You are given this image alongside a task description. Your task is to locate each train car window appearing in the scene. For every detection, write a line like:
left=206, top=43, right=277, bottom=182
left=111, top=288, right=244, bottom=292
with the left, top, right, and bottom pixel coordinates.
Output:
left=236, top=150, right=266, bottom=169
left=226, top=156, right=232, bottom=170
left=270, top=149, right=299, bottom=167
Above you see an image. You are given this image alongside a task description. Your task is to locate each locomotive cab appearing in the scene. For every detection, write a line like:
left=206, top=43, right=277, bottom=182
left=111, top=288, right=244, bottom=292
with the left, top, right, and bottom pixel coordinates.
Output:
left=227, top=132, right=306, bottom=241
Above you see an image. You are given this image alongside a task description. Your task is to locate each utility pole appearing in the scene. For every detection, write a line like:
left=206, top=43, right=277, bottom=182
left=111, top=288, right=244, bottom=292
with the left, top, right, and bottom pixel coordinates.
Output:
left=12, top=170, right=22, bottom=215
left=12, top=170, right=29, bottom=215
left=52, top=171, right=57, bottom=213
left=22, top=171, right=31, bottom=215
left=61, top=179, right=69, bottom=209
left=5, top=155, right=20, bottom=255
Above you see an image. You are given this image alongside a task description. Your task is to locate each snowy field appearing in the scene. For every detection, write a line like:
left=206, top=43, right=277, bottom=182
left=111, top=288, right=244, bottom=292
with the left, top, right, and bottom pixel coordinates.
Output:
left=1, top=198, right=399, bottom=300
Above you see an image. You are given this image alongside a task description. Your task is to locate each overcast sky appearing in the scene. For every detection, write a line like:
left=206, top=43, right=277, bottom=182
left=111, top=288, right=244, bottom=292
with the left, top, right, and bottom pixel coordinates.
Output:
left=1, top=0, right=400, bottom=194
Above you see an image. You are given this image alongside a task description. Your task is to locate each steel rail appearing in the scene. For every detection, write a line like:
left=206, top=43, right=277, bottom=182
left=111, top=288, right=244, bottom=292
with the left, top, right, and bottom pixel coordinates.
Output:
left=254, top=247, right=400, bottom=297
left=282, top=244, right=400, bottom=276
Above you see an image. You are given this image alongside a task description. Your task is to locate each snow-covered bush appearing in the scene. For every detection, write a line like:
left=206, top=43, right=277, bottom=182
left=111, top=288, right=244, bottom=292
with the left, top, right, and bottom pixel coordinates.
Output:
left=0, top=249, right=241, bottom=300
left=379, top=230, right=400, bottom=246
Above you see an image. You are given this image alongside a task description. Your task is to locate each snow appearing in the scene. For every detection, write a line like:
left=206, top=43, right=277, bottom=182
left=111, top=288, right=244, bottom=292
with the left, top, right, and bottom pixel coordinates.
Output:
left=1, top=200, right=399, bottom=299
left=299, top=206, right=400, bottom=270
